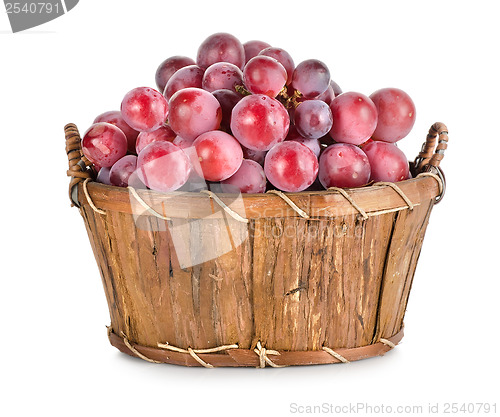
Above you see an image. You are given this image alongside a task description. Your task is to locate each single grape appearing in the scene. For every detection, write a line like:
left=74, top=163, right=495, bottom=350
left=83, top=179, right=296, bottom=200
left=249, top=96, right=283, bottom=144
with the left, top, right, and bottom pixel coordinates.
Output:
left=121, top=87, right=168, bottom=132
left=202, top=62, right=243, bottom=93
left=264, top=141, right=318, bottom=192
left=370, top=87, right=416, bottom=143
left=96, top=166, right=111, bottom=185
left=243, top=40, right=271, bottom=63
left=193, top=130, right=243, bottom=181
left=363, top=141, right=410, bottom=182
left=221, top=159, right=267, bottom=193
left=258, top=47, right=295, bottom=85
left=294, top=99, right=333, bottom=139
left=94, top=110, right=139, bottom=154
left=212, top=89, right=242, bottom=132
left=331, top=80, right=342, bottom=96
left=241, top=145, right=266, bottom=166
left=173, top=135, right=195, bottom=150
left=315, top=82, right=335, bottom=105
left=231, top=94, right=289, bottom=151
left=197, top=32, right=245, bottom=70
left=169, top=88, right=222, bottom=141
left=163, top=65, right=204, bottom=100
left=329, top=92, right=378, bottom=145
left=109, top=155, right=139, bottom=187
left=319, top=143, right=371, bottom=188
left=82, top=123, right=128, bottom=168
left=243, top=56, right=287, bottom=97
left=135, top=125, right=176, bottom=154
left=155, top=56, right=196, bottom=94
left=292, top=59, right=330, bottom=98
left=286, top=125, right=321, bottom=157
left=137, top=142, right=191, bottom=192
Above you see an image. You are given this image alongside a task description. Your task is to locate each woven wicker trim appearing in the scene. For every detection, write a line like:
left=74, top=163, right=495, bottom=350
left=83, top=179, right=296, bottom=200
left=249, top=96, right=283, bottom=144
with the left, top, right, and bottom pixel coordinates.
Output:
left=109, top=327, right=402, bottom=368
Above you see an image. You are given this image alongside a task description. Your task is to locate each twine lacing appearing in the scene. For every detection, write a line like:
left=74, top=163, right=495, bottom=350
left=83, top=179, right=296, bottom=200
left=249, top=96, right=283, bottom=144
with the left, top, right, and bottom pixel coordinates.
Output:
left=253, top=341, right=284, bottom=368
left=83, top=178, right=106, bottom=215
left=379, top=338, right=396, bottom=349
left=322, top=346, right=350, bottom=363
left=127, top=187, right=171, bottom=220
left=327, top=187, right=369, bottom=220
left=157, top=341, right=239, bottom=368
left=373, top=182, right=414, bottom=211
left=120, top=331, right=162, bottom=364
left=416, top=172, right=444, bottom=195
left=200, top=190, right=249, bottom=223
left=266, top=190, right=309, bottom=219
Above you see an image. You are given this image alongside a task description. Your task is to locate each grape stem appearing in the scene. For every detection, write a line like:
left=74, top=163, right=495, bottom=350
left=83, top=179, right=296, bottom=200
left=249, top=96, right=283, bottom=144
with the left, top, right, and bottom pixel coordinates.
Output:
left=277, top=86, right=303, bottom=109
left=235, top=85, right=252, bottom=96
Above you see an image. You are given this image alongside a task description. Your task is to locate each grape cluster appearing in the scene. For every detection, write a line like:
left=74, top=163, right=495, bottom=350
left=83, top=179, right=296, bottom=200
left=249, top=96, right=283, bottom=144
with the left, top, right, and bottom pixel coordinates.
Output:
left=82, top=32, right=416, bottom=194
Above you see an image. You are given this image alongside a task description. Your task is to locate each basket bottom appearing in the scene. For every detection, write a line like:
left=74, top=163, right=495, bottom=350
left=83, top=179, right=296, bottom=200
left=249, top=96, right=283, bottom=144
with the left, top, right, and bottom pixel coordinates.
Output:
left=107, top=328, right=404, bottom=368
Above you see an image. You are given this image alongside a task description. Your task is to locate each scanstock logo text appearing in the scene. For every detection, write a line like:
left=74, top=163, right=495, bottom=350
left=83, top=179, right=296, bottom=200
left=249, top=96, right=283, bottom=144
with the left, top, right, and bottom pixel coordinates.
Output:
left=4, top=1, right=79, bottom=32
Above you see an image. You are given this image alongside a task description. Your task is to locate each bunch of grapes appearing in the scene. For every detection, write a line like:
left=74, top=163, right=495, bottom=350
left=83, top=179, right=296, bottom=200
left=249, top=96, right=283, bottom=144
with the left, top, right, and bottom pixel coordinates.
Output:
left=82, top=32, right=416, bottom=194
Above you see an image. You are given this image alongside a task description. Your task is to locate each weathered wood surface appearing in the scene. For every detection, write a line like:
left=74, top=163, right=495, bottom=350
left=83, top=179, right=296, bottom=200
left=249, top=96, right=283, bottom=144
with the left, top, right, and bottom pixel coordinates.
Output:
left=78, top=176, right=437, bottom=365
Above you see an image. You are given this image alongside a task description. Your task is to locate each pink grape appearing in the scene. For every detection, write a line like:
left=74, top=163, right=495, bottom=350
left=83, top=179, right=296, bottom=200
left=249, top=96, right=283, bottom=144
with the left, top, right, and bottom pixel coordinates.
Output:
left=82, top=123, right=128, bottom=168
left=202, top=62, right=243, bottom=93
left=212, top=89, right=242, bottom=132
left=193, top=130, right=243, bottom=181
left=331, top=80, right=343, bottom=96
left=163, top=65, right=204, bottom=100
left=363, top=141, right=410, bottom=182
left=370, top=87, right=416, bottom=143
left=96, top=166, right=111, bottom=185
left=318, top=143, right=371, bottom=188
left=292, top=59, right=330, bottom=99
left=315, top=82, right=335, bottom=105
left=243, top=56, right=287, bottom=97
left=197, top=32, right=245, bottom=70
left=135, top=125, right=176, bottom=154
left=137, top=142, right=191, bottom=192
left=168, top=88, right=222, bottom=141
left=155, top=56, right=196, bottom=94
left=241, top=145, right=266, bottom=165
left=173, top=135, right=195, bottom=150
left=264, top=141, right=318, bottom=192
left=230, top=94, right=290, bottom=151
left=243, top=40, right=271, bottom=63
left=94, top=110, right=139, bottom=154
left=221, top=159, right=267, bottom=193
left=109, top=155, right=139, bottom=188
left=121, top=87, right=168, bottom=132
left=258, top=47, right=295, bottom=85
left=286, top=125, right=321, bottom=157
left=294, top=99, right=333, bottom=139
left=329, top=92, right=378, bottom=145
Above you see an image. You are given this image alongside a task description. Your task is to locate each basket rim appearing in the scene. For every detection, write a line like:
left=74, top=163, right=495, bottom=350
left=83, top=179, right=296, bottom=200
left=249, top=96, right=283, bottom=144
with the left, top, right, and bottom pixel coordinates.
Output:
left=78, top=174, right=441, bottom=220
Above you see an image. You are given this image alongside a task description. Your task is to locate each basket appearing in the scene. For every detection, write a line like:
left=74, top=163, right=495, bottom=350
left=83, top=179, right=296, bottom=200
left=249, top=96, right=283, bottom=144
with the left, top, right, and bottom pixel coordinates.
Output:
left=65, top=122, right=448, bottom=367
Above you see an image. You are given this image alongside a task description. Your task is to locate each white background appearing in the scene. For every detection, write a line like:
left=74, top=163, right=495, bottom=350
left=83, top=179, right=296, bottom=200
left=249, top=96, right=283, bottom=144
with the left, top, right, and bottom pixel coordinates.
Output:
left=1, top=1, right=499, bottom=416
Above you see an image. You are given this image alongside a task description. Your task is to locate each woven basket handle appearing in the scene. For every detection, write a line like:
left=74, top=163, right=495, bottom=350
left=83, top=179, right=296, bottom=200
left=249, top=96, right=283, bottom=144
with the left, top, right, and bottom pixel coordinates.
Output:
left=414, top=122, right=448, bottom=172
left=65, top=123, right=95, bottom=207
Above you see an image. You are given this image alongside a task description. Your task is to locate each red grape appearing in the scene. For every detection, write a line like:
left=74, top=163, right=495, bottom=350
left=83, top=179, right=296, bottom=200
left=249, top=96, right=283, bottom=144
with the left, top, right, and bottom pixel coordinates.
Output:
left=258, top=47, right=295, bottom=85
left=163, top=65, right=204, bottom=100
left=109, top=155, right=139, bottom=187
left=168, top=88, right=222, bottom=141
left=294, top=99, right=333, bottom=139
left=94, top=110, right=139, bottom=154
left=202, top=62, right=243, bottom=93
left=121, top=87, right=168, bottom=132
left=197, top=32, right=245, bottom=70
left=221, top=159, right=267, bottom=193
left=363, top=141, right=410, bottom=182
left=155, top=56, right=196, bottom=94
left=243, top=40, right=271, bottom=63
left=370, top=87, right=416, bottom=143
left=193, top=130, right=243, bottom=181
left=319, top=143, right=371, bottom=188
left=264, top=141, right=318, bottom=192
left=331, top=80, right=343, bottom=96
left=289, top=136, right=321, bottom=158
left=243, top=56, right=287, bottom=97
left=241, top=145, right=266, bottom=166
left=135, top=125, right=176, bottom=154
left=96, top=166, right=111, bottom=185
left=173, top=135, right=195, bottom=150
left=292, top=59, right=330, bottom=99
left=329, top=92, right=378, bottom=145
left=212, top=89, right=242, bottom=132
left=82, top=123, right=128, bottom=168
left=137, top=142, right=191, bottom=192
left=315, top=82, right=335, bottom=104
left=230, top=94, right=289, bottom=151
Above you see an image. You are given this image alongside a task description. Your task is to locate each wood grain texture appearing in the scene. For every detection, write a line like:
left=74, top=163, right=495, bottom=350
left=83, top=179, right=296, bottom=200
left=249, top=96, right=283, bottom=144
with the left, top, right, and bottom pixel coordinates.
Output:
left=76, top=177, right=439, bottom=366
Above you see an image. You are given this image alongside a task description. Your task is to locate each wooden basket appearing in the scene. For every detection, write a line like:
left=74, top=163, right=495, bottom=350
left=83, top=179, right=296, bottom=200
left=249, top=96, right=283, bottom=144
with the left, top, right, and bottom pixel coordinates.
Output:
left=65, top=122, right=448, bottom=367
